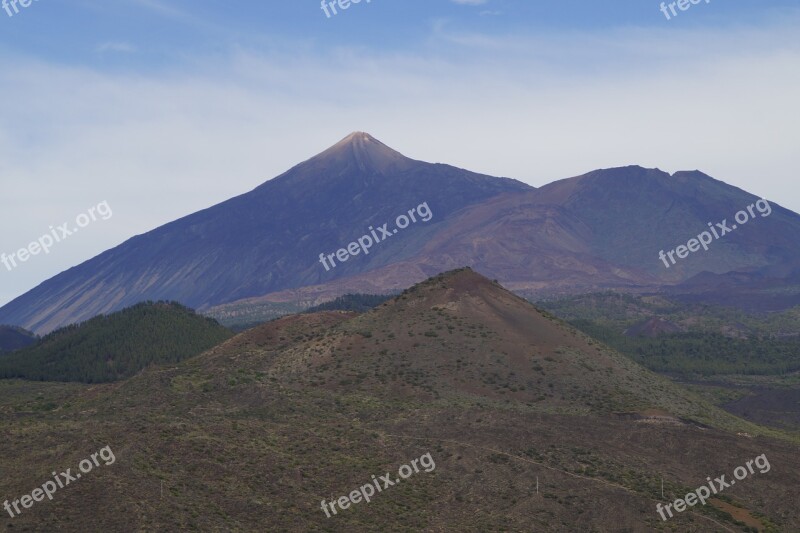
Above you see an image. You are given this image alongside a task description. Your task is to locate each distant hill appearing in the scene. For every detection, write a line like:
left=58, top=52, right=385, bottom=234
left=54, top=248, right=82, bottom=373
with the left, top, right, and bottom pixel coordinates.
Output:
left=0, top=326, right=37, bottom=352
left=205, top=300, right=306, bottom=331
left=0, top=302, right=232, bottom=383
left=571, top=321, right=800, bottom=376
left=304, top=293, right=392, bottom=314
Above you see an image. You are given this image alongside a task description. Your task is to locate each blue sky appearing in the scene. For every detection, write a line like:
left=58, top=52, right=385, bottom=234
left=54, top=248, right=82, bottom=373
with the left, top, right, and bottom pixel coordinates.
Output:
left=3, top=1, right=799, bottom=69
left=1, top=0, right=799, bottom=306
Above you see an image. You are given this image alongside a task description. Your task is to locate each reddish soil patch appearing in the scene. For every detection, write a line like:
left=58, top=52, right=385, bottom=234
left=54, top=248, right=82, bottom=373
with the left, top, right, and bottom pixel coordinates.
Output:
left=710, top=498, right=764, bottom=531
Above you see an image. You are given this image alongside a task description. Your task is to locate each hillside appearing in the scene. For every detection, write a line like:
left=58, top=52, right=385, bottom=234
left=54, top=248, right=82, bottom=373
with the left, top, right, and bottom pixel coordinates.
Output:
left=0, top=325, right=37, bottom=352
left=0, top=302, right=232, bottom=383
left=0, top=269, right=797, bottom=532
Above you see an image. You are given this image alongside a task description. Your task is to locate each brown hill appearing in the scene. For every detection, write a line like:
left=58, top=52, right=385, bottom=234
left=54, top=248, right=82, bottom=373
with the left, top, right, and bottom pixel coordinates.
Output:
left=257, top=268, right=744, bottom=423
left=2, top=269, right=799, bottom=532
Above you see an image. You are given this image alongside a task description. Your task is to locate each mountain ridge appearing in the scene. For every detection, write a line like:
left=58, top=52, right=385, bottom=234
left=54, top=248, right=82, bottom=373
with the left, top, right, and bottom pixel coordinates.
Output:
left=212, top=162, right=799, bottom=317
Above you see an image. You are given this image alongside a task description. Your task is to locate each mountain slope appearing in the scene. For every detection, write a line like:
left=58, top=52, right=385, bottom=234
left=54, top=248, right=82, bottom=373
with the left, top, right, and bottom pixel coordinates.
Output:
left=530, top=166, right=800, bottom=281
left=221, top=165, right=800, bottom=311
left=385, top=166, right=800, bottom=288
left=0, top=133, right=530, bottom=334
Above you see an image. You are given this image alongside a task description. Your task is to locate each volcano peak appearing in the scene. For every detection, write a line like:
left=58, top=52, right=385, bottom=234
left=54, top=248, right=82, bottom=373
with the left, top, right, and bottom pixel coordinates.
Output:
left=312, top=131, right=411, bottom=174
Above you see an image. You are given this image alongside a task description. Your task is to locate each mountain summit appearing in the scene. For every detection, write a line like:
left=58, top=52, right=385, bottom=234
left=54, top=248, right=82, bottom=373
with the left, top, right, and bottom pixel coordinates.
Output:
left=309, top=132, right=411, bottom=174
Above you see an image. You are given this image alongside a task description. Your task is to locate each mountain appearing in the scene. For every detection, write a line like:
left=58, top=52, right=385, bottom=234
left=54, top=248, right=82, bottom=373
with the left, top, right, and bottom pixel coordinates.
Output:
left=0, top=325, right=37, bottom=352
left=4, top=135, right=800, bottom=335
left=1, top=269, right=797, bottom=532
left=528, top=167, right=800, bottom=281
left=396, top=166, right=800, bottom=291
left=0, top=301, right=232, bottom=382
left=215, top=165, right=800, bottom=314
left=0, top=133, right=530, bottom=334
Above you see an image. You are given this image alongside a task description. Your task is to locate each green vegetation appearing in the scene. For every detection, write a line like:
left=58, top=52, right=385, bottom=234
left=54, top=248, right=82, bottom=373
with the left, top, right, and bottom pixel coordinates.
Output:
left=0, top=302, right=232, bottom=383
left=305, top=293, right=393, bottom=313
left=539, top=292, right=800, bottom=337
left=571, top=320, right=800, bottom=375
left=538, top=293, right=800, bottom=376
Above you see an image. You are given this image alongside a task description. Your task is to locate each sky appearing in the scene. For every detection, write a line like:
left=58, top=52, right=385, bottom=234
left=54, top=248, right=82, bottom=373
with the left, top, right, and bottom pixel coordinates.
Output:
left=0, top=0, right=799, bottom=307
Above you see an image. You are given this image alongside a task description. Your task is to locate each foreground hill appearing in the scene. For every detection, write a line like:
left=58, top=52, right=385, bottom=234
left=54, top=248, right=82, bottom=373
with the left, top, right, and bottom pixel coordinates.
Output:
left=0, top=302, right=232, bottom=383
left=0, top=270, right=797, bottom=532
left=258, top=269, right=763, bottom=427
left=0, top=325, right=37, bottom=352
